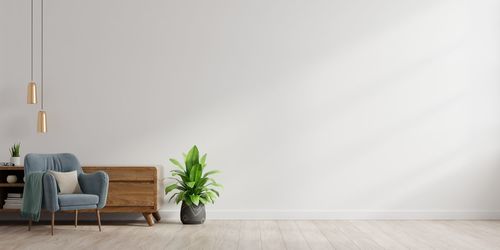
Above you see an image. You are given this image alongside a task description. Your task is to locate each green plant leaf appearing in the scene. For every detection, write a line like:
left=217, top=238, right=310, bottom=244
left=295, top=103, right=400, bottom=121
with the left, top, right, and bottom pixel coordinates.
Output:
left=9, top=143, right=20, bottom=157
left=194, top=165, right=202, bottom=181
left=169, top=158, right=184, bottom=170
left=189, top=164, right=198, bottom=181
left=198, top=177, right=208, bottom=187
left=164, top=183, right=178, bottom=194
left=199, top=196, right=208, bottom=205
left=168, top=193, right=178, bottom=202
left=200, top=154, right=207, bottom=166
left=203, top=170, right=221, bottom=178
left=189, top=194, right=200, bottom=206
left=167, top=177, right=184, bottom=186
left=185, top=145, right=199, bottom=171
left=184, top=198, right=193, bottom=206
left=176, top=192, right=185, bottom=204
left=170, top=169, right=186, bottom=174
left=170, top=170, right=188, bottom=178
left=209, top=189, right=220, bottom=197
left=186, top=181, right=196, bottom=188
left=204, top=193, right=215, bottom=204
left=203, top=193, right=212, bottom=203
left=208, top=178, right=224, bottom=188
left=170, top=174, right=190, bottom=185
left=207, top=191, right=218, bottom=201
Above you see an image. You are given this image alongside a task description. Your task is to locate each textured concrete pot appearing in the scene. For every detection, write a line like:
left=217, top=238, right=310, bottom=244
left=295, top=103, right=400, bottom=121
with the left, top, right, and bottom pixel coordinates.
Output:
left=180, top=202, right=206, bottom=224
left=10, top=157, right=20, bottom=166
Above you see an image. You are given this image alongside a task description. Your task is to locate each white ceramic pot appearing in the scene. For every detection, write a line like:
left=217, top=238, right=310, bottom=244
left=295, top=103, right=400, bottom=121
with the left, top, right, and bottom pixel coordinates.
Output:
left=6, top=175, right=18, bottom=184
left=10, top=157, right=21, bottom=166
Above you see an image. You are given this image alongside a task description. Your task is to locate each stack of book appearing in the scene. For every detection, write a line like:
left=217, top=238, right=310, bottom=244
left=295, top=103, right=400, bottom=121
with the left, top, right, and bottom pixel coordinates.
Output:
left=3, top=193, right=23, bottom=209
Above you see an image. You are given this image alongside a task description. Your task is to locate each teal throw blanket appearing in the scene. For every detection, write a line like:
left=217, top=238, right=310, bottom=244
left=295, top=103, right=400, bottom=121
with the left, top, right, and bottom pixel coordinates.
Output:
left=21, top=172, right=45, bottom=222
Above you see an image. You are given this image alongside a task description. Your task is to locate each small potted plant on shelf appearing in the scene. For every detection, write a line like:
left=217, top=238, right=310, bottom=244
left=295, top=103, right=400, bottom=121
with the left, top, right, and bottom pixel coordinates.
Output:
left=9, top=143, right=21, bottom=166
left=165, top=145, right=222, bottom=224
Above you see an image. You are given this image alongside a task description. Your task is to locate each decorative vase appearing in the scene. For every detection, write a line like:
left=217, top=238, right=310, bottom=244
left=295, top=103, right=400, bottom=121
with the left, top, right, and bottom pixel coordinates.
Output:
left=180, top=202, right=206, bottom=224
left=6, top=175, right=17, bottom=184
left=10, top=157, right=21, bottom=166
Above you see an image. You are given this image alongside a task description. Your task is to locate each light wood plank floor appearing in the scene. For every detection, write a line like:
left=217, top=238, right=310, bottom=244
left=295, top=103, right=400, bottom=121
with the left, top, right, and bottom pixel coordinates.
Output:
left=1, top=220, right=500, bottom=249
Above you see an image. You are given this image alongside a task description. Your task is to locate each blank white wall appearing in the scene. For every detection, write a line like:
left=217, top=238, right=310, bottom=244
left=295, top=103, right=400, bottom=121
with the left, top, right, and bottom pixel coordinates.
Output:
left=1, top=0, right=500, bottom=219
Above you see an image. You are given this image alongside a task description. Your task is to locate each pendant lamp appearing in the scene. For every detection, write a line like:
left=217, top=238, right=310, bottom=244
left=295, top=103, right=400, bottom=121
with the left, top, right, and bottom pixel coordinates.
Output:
left=37, top=0, right=47, bottom=133
left=27, top=0, right=37, bottom=104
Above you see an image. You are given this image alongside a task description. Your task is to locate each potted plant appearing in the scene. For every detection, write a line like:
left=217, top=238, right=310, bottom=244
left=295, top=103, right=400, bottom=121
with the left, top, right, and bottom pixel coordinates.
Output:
left=9, top=143, right=21, bottom=166
left=165, top=145, right=222, bottom=224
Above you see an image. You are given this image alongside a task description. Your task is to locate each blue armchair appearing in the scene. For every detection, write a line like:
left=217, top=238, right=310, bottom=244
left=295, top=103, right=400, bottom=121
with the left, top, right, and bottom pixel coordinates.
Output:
left=24, top=153, right=109, bottom=235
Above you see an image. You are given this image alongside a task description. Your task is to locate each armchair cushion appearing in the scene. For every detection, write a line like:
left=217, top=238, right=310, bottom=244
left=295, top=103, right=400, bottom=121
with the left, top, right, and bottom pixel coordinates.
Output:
left=49, top=170, right=82, bottom=194
left=60, top=205, right=97, bottom=211
left=58, top=194, right=98, bottom=207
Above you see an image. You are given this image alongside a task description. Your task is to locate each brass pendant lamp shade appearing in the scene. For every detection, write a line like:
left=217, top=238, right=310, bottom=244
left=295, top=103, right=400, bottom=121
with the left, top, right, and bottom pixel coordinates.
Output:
left=37, top=110, right=47, bottom=133
left=27, top=81, right=37, bottom=104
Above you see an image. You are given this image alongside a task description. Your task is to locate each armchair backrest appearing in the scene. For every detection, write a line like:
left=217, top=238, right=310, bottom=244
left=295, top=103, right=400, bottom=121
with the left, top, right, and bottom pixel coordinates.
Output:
left=24, top=153, right=82, bottom=176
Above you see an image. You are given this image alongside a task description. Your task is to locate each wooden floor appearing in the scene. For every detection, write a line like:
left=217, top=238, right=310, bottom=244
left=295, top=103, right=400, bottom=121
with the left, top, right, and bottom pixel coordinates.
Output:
left=1, top=220, right=500, bottom=249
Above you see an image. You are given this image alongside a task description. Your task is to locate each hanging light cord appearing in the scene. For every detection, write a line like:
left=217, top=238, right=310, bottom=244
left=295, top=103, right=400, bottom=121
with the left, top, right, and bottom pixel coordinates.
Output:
left=40, top=0, right=44, bottom=110
left=30, top=0, right=33, bottom=80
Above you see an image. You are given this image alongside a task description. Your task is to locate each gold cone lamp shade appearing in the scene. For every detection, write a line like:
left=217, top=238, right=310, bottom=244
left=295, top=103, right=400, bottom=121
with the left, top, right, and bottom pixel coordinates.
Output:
left=27, top=81, right=37, bottom=104
left=37, top=110, right=47, bottom=133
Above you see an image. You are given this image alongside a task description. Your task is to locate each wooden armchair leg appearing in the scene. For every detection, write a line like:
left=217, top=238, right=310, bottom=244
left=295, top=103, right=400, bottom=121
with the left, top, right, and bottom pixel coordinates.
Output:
left=96, top=209, right=102, bottom=232
left=51, top=212, right=55, bottom=236
left=28, top=219, right=32, bottom=231
left=75, top=210, right=78, bottom=228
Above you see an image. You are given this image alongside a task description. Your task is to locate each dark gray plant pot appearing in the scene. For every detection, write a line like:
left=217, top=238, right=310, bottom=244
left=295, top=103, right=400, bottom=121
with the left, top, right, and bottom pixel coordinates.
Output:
left=180, top=202, right=206, bottom=224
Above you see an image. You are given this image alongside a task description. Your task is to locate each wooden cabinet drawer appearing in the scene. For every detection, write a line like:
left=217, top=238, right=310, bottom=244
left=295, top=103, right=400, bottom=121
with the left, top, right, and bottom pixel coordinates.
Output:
left=83, top=166, right=156, bottom=182
left=106, top=182, right=156, bottom=207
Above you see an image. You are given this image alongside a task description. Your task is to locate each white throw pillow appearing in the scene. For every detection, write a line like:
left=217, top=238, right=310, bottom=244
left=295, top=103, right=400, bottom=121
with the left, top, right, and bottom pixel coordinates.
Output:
left=48, top=170, right=82, bottom=194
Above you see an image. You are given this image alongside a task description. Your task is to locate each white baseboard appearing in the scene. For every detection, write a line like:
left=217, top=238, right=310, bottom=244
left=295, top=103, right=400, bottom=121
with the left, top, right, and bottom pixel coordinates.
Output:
left=2, top=210, right=500, bottom=222
left=159, top=209, right=500, bottom=221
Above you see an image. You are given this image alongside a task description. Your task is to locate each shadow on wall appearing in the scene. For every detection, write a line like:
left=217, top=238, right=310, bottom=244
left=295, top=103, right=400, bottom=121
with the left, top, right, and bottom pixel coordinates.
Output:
left=366, top=136, right=500, bottom=211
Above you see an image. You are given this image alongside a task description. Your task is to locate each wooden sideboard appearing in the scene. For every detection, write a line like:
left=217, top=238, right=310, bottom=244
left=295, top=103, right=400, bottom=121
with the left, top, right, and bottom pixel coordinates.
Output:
left=0, top=166, right=161, bottom=226
left=83, top=166, right=160, bottom=226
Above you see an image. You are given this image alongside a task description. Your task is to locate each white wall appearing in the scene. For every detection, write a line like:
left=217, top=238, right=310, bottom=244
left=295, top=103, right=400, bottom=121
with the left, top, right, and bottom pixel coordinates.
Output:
left=1, top=0, right=500, bottom=219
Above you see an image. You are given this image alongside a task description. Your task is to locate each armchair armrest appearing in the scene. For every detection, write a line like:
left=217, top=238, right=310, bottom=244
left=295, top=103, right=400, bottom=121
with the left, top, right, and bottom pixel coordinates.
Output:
left=43, top=173, right=60, bottom=212
left=78, top=171, right=109, bottom=209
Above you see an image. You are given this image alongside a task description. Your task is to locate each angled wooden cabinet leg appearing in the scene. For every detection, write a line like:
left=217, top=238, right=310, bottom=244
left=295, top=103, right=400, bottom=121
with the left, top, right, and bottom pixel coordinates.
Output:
left=28, top=219, right=32, bottom=231
left=152, top=211, right=161, bottom=222
left=143, top=213, right=154, bottom=226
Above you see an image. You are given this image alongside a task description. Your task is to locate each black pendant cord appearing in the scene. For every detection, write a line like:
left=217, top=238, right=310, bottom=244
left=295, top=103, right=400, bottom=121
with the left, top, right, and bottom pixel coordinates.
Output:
left=40, top=0, right=44, bottom=110
left=30, top=0, right=33, bottom=80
